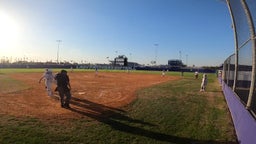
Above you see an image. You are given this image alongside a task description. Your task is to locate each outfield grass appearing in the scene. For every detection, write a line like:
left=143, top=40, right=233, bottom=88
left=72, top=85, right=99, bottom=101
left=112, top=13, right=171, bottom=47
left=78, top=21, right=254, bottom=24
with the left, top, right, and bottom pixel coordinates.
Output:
left=131, top=74, right=236, bottom=143
left=0, top=74, right=29, bottom=94
left=0, top=70, right=237, bottom=144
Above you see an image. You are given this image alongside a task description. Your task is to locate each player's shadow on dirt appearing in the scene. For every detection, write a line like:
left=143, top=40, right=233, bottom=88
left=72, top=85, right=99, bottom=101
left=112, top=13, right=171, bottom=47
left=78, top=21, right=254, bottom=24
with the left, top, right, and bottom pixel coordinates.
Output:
left=67, top=97, right=236, bottom=144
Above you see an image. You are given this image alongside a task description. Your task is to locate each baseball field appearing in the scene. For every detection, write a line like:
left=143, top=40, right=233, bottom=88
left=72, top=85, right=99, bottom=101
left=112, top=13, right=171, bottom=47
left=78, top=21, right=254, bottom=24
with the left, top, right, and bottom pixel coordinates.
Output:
left=0, top=69, right=237, bottom=144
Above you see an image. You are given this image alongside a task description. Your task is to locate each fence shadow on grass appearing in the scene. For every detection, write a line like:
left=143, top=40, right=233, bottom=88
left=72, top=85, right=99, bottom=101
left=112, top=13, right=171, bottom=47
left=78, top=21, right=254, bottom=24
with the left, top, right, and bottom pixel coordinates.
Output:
left=59, top=96, right=236, bottom=144
left=70, top=97, right=155, bottom=126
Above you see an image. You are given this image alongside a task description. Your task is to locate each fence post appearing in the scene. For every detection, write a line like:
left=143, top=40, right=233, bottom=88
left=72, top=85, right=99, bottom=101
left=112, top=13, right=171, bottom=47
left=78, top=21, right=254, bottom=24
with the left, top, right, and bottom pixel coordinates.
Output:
left=226, top=0, right=239, bottom=91
left=227, top=56, right=231, bottom=86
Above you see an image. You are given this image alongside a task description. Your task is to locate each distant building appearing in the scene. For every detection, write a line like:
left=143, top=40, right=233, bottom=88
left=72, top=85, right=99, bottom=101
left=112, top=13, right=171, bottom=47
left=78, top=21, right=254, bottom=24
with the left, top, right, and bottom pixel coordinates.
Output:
left=168, top=59, right=184, bottom=70
left=128, top=62, right=140, bottom=69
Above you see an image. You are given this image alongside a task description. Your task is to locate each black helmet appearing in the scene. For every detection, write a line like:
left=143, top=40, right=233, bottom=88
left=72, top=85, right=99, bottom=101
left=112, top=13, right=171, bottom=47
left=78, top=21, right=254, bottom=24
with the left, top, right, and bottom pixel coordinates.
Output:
left=61, top=70, right=67, bottom=74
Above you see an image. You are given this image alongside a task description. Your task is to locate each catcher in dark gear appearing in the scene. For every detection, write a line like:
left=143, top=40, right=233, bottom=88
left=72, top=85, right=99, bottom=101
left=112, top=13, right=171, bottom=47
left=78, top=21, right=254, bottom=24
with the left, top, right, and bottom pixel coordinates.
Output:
left=55, top=70, right=72, bottom=108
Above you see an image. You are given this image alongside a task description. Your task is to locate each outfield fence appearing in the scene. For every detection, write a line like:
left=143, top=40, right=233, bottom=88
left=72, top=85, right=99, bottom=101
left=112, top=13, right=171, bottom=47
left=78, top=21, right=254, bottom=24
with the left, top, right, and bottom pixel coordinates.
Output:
left=222, top=0, right=256, bottom=144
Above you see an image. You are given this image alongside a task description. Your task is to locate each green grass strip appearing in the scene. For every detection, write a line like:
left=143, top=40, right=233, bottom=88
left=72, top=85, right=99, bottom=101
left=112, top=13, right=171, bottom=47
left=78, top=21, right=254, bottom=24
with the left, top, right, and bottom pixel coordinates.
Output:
left=0, top=75, right=29, bottom=94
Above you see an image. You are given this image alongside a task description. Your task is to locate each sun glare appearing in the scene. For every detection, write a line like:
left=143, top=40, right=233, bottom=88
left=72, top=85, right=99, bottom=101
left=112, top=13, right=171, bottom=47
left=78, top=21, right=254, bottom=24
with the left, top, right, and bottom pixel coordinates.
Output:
left=0, top=11, right=20, bottom=51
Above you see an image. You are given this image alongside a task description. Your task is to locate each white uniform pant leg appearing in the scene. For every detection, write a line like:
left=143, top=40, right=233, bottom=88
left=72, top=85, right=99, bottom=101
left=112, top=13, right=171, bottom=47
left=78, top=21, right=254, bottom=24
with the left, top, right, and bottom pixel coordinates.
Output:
left=46, top=80, right=52, bottom=96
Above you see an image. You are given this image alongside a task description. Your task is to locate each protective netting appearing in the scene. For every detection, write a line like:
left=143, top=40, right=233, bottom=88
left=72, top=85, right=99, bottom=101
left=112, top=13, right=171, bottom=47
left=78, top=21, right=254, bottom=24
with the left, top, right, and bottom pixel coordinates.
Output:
left=246, top=0, right=256, bottom=30
left=223, top=0, right=256, bottom=114
left=230, top=0, right=250, bottom=48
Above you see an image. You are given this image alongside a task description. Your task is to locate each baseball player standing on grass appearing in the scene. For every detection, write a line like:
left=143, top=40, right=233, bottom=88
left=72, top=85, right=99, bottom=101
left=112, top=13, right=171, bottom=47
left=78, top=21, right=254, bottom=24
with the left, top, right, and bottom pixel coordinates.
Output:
left=161, top=70, right=165, bottom=77
left=39, top=68, right=54, bottom=96
left=200, top=73, right=208, bottom=92
left=194, top=71, right=199, bottom=79
left=55, top=70, right=72, bottom=108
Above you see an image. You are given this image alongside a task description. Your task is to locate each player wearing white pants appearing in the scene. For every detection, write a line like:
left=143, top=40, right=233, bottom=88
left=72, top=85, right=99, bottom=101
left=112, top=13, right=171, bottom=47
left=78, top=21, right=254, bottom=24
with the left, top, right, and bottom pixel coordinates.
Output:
left=39, top=68, right=54, bottom=96
left=200, top=73, right=208, bottom=92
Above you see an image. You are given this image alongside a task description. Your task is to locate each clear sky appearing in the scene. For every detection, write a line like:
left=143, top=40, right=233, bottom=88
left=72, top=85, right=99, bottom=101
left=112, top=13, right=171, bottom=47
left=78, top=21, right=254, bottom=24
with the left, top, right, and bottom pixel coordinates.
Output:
left=0, top=0, right=234, bottom=66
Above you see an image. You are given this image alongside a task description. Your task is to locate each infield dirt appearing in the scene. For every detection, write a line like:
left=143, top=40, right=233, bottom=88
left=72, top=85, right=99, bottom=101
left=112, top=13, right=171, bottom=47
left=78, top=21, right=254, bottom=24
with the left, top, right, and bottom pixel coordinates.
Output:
left=0, top=72, right=179, bottom=121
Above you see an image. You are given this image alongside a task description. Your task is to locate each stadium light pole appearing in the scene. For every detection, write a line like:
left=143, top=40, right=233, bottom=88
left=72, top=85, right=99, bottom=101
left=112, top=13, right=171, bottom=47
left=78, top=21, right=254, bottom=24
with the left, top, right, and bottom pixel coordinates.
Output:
left=56, top=40, right=62, bottom=64
left=154, top=44, right=158, bottom=65
left=186, top=54, right=188, bottom=66
left=106, top=57, right=110, bottom=63
left=179, top=51, right=182, bottom=61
